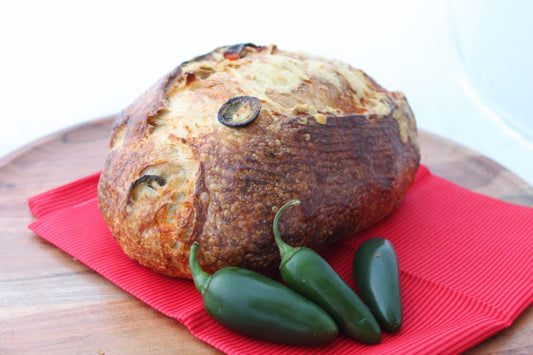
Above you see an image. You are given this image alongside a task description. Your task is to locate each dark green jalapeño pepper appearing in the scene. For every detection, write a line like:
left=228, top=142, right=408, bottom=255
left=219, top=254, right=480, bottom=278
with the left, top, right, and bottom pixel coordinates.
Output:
left=353, top=237, right=403, bottom=333
left=273, top=200, right=381, bottom=344
left=189, top=242, right=338, bottom=345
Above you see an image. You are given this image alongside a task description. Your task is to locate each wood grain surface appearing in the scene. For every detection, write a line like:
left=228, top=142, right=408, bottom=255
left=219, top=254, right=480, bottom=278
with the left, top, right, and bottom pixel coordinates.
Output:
left=1, top=116, right=532, bottom=354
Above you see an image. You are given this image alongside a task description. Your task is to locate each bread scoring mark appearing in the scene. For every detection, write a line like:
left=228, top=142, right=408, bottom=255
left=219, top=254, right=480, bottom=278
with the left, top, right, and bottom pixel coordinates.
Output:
left=110, top=122, right=127, bottom=150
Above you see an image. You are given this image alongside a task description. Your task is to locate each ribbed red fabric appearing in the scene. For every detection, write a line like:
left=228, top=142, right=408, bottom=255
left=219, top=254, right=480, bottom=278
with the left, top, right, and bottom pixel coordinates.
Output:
left=27, top=165, right=533, bottom=354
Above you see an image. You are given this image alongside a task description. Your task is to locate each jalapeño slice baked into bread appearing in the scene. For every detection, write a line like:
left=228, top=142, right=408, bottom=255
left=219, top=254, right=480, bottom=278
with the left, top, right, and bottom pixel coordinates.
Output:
left=97, top=43, right=420, bottom=279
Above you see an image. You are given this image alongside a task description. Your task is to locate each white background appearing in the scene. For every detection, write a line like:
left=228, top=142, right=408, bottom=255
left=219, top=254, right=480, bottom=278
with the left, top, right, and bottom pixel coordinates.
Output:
left=1, top=0, right=532, bottom=185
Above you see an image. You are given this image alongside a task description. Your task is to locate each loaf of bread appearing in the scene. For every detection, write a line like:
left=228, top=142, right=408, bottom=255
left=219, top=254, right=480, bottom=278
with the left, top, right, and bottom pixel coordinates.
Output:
left=97, top=43, right=420, bottom=279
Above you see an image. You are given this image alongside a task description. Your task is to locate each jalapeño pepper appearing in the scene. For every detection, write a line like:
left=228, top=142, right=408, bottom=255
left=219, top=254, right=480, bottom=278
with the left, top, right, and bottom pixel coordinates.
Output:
left=189, top=242, right=338, bottom=345
left=353, top=237, right=403, bottom=333
left=273, top=200, right=381, bottom=344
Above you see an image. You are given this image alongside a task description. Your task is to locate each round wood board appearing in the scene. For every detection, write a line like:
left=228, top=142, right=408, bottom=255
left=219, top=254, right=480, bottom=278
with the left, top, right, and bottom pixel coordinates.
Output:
left=1, top=116, right=532, bottom=354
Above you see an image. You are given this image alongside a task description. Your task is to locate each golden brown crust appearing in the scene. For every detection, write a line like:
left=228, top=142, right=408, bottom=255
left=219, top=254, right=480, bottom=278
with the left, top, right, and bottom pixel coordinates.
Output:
left=97, top=44, right=420, bottom=278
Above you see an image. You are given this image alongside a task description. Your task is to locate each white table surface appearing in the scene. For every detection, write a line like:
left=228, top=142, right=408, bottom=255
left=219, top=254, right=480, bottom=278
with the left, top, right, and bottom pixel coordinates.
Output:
left=2, top=0, right=532, bottom=186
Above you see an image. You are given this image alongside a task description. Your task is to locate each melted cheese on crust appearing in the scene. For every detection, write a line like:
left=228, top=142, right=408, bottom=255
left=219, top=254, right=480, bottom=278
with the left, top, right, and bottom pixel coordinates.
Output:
left=158, top=47, right=396, bottom=142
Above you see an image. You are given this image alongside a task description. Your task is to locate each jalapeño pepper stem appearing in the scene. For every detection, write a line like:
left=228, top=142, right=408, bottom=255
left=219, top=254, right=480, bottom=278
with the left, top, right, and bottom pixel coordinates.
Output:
left=188, top=240, right=339, bottom=345
left=189, top=242, right=210, bottom=295
left=272, top=199, right=382, bottom=344
left=273, top=199, right=301, bottom=260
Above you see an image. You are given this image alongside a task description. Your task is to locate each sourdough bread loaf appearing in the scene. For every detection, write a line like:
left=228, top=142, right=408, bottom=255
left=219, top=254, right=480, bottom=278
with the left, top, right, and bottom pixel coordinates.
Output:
left=97, top=43, right=420, bottom=278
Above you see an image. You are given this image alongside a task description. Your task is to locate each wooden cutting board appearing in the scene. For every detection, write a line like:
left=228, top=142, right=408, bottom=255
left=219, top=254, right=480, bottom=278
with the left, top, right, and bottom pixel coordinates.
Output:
left=1, top=116, right=532, bottom=354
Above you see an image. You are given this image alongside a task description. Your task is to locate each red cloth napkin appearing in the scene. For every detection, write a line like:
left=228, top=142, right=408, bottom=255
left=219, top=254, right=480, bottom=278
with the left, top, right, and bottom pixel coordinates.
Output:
left=28, top=165, right=533, bottom=354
